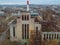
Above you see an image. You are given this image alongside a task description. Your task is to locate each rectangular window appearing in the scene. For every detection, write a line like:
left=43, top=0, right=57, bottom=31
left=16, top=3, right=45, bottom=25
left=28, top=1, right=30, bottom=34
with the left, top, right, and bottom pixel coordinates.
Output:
left=25, top=24, right=26, bottom=39
left=36, top=27, right=38, bottom=35
left=22, top=15, right=29, bottom=20
left=25, top=16, right=26, bottom=20
left=47, top=34, right=48, bottom=39
left=22, top=24, right=29, bottom=39
left=22, top=24, right=24, bottom=39
left=22, top=15, right=24, bottom=20
left=27, top=15, right=29, bottom=20
left=13, top=27, right=15, bottom=37
left=22, top=15, right=26, bottom=20
left=27, top=24, right=29, bottom=39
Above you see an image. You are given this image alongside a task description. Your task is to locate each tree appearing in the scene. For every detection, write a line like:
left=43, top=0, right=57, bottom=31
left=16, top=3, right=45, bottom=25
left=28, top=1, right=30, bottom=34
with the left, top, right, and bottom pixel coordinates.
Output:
left=30, top=30, right=42, bottom=45
left=47, top=39, right=59, bottom=45
left=38, top=9, right=58, bottom=32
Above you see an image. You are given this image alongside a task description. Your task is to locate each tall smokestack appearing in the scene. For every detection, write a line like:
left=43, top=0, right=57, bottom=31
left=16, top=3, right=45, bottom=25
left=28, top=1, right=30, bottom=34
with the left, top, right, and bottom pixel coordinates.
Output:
left=27, top=0, right=29, bottom=11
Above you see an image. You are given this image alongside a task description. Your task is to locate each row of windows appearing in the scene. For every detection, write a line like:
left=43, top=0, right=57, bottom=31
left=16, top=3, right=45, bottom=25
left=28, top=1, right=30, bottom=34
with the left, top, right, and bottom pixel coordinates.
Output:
left=12, top=25, right=38, bottom=40
left=44, top=34, right=60, bottom=40
left=22, top=24, right=29, bottom=39
left=22, top=15, right=29, bottom=20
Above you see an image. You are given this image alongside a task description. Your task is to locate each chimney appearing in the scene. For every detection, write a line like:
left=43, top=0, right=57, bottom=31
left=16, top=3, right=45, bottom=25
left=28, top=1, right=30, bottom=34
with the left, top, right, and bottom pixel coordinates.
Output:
left=27, top=0, right=29, bottom=11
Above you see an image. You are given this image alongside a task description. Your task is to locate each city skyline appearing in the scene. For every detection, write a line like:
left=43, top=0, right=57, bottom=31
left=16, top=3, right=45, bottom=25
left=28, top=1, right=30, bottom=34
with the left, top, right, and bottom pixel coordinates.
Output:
left=0, top=0, right=60, bottom=5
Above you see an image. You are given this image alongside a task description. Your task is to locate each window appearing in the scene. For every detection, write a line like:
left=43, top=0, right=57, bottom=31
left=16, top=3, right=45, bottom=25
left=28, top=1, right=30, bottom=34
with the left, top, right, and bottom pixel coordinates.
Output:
left=36, top=27, right=38, bottom=35
left=13, top=27, right=15, bottom=37
left=49, top=34, right=51, bottom=39
left=22, top=24, right=29, bottom=39
left=22, top=15, right=29, bottom=20
left=22, top=24, right=24, bottom=39
left=47, top=34, right=48, bottom=39
left=22, top=15, right=24, bottom=20
left=27, top=24, right=29, bottom=39
left=27, top=15, right=29, bottom=20
left=25, top=16, right=26, bottom=20
left=25, top=24, right=26, bottom=39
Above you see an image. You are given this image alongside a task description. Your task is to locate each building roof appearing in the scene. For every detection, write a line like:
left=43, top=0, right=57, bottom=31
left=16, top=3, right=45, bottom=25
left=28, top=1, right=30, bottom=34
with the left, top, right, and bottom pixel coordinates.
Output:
left=0, top=11, right=5, bottom=16
left=12, top=20, right=17, bottom=24
left=0, top=13, right=6, bottom=16
left=31, top=12, right=39, bottom=18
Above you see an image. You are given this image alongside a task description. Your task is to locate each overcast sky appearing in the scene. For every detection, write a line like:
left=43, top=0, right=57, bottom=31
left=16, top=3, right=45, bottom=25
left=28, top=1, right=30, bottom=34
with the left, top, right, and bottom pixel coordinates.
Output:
left=0, top=0, right=60, bottom=5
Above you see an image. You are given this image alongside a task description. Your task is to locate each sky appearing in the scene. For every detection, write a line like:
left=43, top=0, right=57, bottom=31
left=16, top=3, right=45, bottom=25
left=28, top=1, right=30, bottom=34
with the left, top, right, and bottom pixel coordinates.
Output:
left=0, top=0, right=60, bottom=5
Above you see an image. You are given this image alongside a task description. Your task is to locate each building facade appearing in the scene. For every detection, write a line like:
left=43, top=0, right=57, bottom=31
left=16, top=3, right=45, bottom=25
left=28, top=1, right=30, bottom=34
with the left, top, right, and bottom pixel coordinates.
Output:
left=9, top=11, right=42, bottom=45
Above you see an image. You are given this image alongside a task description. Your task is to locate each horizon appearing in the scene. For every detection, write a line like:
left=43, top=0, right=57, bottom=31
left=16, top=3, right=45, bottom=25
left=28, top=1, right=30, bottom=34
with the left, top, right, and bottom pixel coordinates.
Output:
left=0, top=0, right=60, bottom=5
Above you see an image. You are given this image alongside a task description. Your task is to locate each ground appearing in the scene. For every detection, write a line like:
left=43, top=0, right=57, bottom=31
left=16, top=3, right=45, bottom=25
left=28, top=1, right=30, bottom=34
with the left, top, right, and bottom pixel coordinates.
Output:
left=0, top=39, right=21, bottom=45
